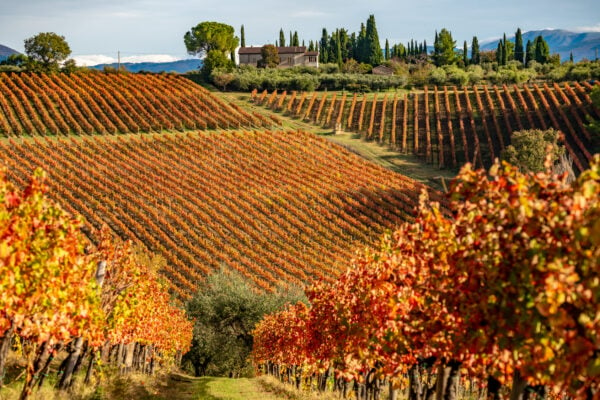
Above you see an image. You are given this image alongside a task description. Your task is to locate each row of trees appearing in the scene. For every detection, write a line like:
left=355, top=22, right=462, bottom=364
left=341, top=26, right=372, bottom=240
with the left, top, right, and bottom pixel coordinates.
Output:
left=0, top=169, right=193, bottom=399
left=252, top=153, right=600, bottom=399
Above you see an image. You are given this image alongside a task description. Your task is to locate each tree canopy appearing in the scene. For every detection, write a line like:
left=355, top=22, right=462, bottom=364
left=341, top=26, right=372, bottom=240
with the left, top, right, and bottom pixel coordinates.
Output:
left=23, top=32, right=71, bottom=72
left=260, top=44, right=280, bottom=68
left=433, top=28, right=457, bottom=66
left=184, top=21, right=239, bottom=57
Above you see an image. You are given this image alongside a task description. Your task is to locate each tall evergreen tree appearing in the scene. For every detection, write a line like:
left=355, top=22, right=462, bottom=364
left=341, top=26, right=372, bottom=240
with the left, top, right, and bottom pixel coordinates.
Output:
left=385, top=39, right=390, bottom=61
left=308, top=40, right=315, bottom=52
left=497, top=40, right=504, bottom=65
left=293, top=31, right=299, bottom=47
left=320, top=28, right=329, bottom=63
left=463, top=40, right=468, bottom=66
left=514, top=28, right=524, bottom=63
left=336, top=32, right=343, bottom=68
left=525, top=39, right=534, bottom=66
left=365, top=15, right=383, bottom=65
left=570, top=51, right=574, bottom=63
left=423, top=40, right=428, bottom=56
left=356, top=23, right=367, bottom=63
left=471, top=36, right=480, bottom=64
left=534, top=35, right=550, bottom=64
left=240, top=25, right=245, bottom=48
left=502, top=33, right=508, bottom=65
left=289, top=31, right=293, bottom=47
left=279, top=28, right=285, bottom=47
left=433, top=28, right=456, bottom=66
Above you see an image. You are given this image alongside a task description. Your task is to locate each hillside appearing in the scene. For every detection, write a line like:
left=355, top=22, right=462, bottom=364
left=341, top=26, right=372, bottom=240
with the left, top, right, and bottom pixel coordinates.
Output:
left=481, top=29, right=600, bottom=61
left=0, top=72, right=265, bottom=135
left=89, top=58, right=202, bottom=73
left=0, top=44, right=20, bottom=61
left=0, top=130, right=443, bottom=299
left=251, top=82, right=600, bottom=174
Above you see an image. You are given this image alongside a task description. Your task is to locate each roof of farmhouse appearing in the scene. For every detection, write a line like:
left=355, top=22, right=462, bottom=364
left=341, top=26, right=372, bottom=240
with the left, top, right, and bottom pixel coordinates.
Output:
left=238, top=46, right=317, bottom=55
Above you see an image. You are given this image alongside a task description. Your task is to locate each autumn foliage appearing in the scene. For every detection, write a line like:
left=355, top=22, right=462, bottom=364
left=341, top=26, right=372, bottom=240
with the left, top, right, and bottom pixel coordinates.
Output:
left=253, top=155, right=600, bottom=398
left=0, top=169, right=192, bottom=398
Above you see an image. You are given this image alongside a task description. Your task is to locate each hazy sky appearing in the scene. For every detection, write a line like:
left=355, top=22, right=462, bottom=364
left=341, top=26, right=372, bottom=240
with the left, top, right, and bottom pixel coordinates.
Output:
left=1, top=0, right=598, bottom=65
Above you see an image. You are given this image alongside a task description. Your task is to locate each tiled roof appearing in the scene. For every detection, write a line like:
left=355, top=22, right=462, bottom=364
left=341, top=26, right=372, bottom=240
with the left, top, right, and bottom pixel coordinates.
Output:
left=238, top=46, right=312, bottom=55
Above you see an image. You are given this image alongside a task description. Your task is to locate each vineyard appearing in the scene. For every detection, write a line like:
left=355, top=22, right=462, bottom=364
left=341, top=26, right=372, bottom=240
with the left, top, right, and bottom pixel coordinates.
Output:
left=251, top=81, right=600, bottom=174
left=0, top=130, right=444, bottom=299
left=0, top=72, right=267, bottom=136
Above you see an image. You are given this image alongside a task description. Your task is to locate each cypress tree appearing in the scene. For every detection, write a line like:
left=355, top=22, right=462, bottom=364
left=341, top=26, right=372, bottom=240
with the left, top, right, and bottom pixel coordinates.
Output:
left=293, top=31, right=299, bottom=47
left=471, top=36, right=480, bottom=65
left=497, top=41, right=504, bottom=66
left=365, top=15, right=383, bottom=65
left=534, top=35, right=550, bottom=64
left=423, top=40, right=428, bottom=56
left=433, top=28, right=456, bottom=66
left=240, top=25, right=246, bottom=48
left=463, top=40, right=468, bottom=66
left=570, top=51, right=574, bottom=63
left=320, top=28, right=329, bottom=63
left=289, top=31, right=293, bottom=47
left=357, top=23, right=367, bottom=63
left=336, top=32, right=343, bottom=68
left=525, top=39, right=534, bottom=66
left=308, top=40, right=314, bottom=52
left=502, top=33, right=508, bottom=65
left=385, top=39, right=390, bottom=60
left=279, top=28, right=285, bottom=47
left=514, top=28, right=524, bottom=63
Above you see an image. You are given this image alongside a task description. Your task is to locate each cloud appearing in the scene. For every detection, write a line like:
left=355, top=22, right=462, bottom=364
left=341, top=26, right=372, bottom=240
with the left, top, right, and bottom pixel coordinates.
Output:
left=73, top=54, right=182, bottom=66
left=571, top=23, right=600, bottom=33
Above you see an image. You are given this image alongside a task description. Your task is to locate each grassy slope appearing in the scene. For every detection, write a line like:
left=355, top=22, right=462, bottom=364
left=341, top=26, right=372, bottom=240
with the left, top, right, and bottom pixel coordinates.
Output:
left=218, top=91, right=457, bottom=192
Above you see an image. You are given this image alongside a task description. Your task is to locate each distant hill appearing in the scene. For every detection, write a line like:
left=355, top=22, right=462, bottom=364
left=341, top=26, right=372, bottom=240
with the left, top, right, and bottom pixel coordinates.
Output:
left=89, top=58, right=202, bottom=73
left=481, top=29, right=600, bottom=62
left=0, top=44, right=20, bottom=61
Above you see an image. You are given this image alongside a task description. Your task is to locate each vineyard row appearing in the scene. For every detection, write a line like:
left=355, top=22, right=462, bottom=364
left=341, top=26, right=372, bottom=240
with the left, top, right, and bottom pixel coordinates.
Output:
left=252, top=81, right=600, bottom=174
left=0, top=130, right=444, bottom=298
left=0, top=72, right=267, bottom=136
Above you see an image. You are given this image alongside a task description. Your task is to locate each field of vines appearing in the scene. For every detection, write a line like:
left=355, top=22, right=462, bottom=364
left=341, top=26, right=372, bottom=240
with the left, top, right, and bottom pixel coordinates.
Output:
left=0, top=72, right=267, bottom=136
left=252, top=81, right=600, bottom=174
left=0, top=130, right=445, bottom=299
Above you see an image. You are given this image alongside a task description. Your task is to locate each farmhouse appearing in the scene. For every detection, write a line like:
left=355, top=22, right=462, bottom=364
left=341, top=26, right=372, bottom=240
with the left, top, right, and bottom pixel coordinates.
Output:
left=238, top=46, right=319, bottom=68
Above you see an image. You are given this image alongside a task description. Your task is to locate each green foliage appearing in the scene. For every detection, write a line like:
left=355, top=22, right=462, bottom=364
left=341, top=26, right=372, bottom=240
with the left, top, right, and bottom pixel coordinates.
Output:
left=471, top=36, right=480, bottom=65
left=433, top=28, right=456, bottom=66
left=240, top=25, right=246, bottom=48
left=259, top=44, right=280, bottom=68
left=279, top=28, right=285, bottom=47
left=184, top=21, right=239, bottom=57
left=202, top=50, right=233, bottom=79
left=515, top=28, right=524, bottom=63
left=365, top=15, right=383, bottom=66
left=501, top=129, right=565, bottom=173
left=534, top=35, right=550, bottom=64
left=23, top=32, right=71, bottom=73
left=183, top=269, right=305, bottom=377
left=589, top=87, right=600, bottom=152
left=525, top=39, right=535, bottom=66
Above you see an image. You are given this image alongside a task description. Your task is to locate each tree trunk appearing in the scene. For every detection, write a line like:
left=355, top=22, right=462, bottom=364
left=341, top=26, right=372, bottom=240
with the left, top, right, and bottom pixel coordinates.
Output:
left=84, top=351, right=95, bottom=384
left=37, top=343, right=62, bottom=389
left=509, top=370, right=528, bottom=400
left=22, top=341, right=51, bottom=393
left=487, top=376, right=501, bottom=400
left=409, top=364, right=422, bottom=400
left=122, top=343, right=135, bottom=374
left=443, top=361, right=461, bottom=400
left=388, top=379, right=398, bottom=400
left=57, top=337, right=84, bottom=390
left=435, top=362, right=450, bottom=400
left=19, top=342, right=39, bottom=400
left=0, top=323, right=15, bottom=388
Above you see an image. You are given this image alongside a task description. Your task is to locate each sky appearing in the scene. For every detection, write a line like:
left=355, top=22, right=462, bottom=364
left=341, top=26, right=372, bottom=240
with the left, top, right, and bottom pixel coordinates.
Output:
left=1, top=0, right=599, bottom=65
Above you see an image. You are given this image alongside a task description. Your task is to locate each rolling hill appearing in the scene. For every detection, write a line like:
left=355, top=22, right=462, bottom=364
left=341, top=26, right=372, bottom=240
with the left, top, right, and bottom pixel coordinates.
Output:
left=481, top=29, right=600, bottom=61
left=0, top=130, right=442, bottom=298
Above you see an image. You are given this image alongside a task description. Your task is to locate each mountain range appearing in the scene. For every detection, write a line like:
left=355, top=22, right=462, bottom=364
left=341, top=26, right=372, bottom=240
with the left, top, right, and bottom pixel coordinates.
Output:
left=88, top=59, right=202, bottom=73
left=0, top=44, right=20, bottom=61
left=480, top=29, right=600, bottom=62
